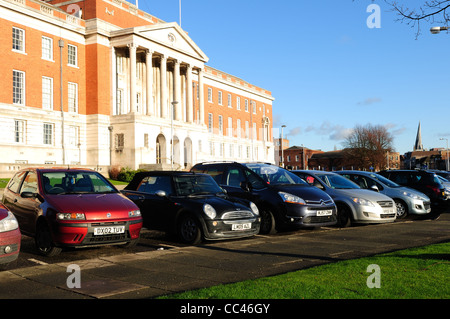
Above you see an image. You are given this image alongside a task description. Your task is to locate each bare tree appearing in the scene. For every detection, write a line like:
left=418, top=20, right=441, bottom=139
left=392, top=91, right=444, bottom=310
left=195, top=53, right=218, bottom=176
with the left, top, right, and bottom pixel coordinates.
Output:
left=384, top=0, right=450, bottom=37
left=343, top=124, right=394, bottom=170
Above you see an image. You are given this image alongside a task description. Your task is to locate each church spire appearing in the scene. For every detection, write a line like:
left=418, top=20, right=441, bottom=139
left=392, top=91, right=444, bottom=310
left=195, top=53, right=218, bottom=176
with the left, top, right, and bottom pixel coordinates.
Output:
left=413, top=122, right=423, bottom=151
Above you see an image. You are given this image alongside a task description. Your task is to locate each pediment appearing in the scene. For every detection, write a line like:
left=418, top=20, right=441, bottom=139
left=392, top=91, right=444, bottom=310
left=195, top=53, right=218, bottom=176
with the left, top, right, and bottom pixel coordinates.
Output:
left=135, top=22, right=209, bottom=63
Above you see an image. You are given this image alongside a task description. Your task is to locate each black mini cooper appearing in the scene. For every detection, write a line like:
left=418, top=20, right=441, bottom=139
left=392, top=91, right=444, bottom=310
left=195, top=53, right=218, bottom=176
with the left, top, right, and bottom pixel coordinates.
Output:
left=121, top=171, right=260, bottom=244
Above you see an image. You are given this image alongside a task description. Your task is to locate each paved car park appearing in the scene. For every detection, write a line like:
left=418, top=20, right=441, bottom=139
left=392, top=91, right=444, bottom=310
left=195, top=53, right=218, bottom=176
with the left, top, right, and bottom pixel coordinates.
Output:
left=0, top=210, right=448, bottom=299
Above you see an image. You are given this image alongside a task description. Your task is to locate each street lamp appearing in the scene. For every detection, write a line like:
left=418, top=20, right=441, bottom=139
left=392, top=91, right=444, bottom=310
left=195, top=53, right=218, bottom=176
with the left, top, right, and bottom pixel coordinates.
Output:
left=280, top=125, right=286, bottom=167
left=430, top=26, right=449, bottom=34
left=440, top=137, right=449, bottom=171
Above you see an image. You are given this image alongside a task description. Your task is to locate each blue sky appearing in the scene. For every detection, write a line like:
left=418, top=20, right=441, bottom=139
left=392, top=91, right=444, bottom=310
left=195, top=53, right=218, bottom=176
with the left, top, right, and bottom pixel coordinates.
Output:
left=136, top=0, right=450, bottom=154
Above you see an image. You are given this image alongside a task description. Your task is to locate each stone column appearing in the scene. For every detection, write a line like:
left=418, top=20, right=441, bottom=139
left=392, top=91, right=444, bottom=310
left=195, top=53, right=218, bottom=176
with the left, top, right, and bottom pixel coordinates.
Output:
left=198, top=67, right=204, bottom=125
left=173, top=59, right=181, bottom=121
left=186, top=64, right=193, bottom=123
left=128, top=43, right=137, bottom=113
left=146, top=50, right=153, bottom=116
left=160, top=54, right=167, bottom=118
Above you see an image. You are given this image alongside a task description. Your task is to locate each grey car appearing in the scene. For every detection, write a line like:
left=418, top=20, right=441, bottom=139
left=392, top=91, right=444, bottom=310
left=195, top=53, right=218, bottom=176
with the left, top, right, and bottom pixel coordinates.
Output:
left=292, top=170, right=396, bottom=227
left=336, top=170, right=431, bottom=219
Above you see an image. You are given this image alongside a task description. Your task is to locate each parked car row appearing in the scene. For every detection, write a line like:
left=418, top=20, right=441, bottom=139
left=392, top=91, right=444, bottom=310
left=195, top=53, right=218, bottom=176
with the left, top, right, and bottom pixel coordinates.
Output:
left=0, top=164, right=446, bottom=265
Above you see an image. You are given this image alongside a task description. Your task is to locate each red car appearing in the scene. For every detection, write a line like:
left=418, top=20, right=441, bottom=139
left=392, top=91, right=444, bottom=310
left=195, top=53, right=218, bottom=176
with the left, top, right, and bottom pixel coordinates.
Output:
left=0, top=203, right=21, bottom=265
left=2, top=168, right=142, bottom=256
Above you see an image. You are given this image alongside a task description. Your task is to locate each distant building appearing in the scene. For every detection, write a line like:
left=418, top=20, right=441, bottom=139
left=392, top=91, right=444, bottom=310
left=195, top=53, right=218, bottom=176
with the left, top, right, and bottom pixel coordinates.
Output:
left=281, top=146, right=323, bottom=170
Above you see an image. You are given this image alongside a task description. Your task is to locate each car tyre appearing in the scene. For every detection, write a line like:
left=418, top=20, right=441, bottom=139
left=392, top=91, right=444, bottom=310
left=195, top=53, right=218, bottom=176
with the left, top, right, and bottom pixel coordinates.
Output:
left=35, top=220, right=62, bottom=257
left=259, top=209, right=276, bottom=234
left=394, top=199, right=408, bottom=219
left=336, top=205, right=352, bottom=228
left=178, top=214, right=202, bottom=245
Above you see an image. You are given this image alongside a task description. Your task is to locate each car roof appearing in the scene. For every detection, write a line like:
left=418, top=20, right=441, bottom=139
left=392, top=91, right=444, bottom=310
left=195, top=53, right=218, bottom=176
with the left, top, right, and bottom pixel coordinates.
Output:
left=292, top=170, right=337, bottom=175
left=19, top=167, right=97, bottom=173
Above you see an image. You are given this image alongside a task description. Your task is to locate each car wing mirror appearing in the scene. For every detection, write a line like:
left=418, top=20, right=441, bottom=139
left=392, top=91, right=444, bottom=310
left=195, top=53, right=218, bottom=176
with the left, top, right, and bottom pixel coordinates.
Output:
left=155, top=190, right=167, bottom=197
left=20, top=191, right=44, bottom=202
left=370, top=185, right=379, bottom=192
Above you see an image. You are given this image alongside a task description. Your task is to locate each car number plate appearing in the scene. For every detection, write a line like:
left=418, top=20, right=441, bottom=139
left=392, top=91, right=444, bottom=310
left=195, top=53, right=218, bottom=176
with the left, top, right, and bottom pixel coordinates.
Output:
left=316, top=210, right=332, bottom=216
left=94, top=226, right=125, bottom=236
left=232, top=223, right=251, bottom=231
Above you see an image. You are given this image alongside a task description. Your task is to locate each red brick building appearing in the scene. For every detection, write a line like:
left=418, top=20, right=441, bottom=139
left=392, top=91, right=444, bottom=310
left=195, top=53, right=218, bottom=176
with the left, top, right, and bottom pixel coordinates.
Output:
left=0, top=0, right=274, bottom=175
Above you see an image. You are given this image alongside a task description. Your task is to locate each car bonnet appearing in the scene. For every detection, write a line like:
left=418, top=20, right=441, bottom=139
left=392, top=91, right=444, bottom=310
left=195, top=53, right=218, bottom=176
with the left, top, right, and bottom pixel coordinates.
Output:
left=47, top=193, right=139, bottom=219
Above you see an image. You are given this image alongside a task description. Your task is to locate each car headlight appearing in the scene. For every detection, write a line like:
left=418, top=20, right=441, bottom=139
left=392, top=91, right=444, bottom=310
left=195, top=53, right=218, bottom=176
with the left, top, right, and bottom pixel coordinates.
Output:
left=203, top=204, right=217, bottom=219
left=250, top=202, right=259, bottom=215
left=278, top=192, right=306, bottom=205
left=402, top=191, right=421, bottom=200
left=0, top=211, right=19, bottom=233
left=128, top=210, right=141, bottom=218
left=352, top=197, right=375, bottom=207
left=57, top=213, right=85, bottom=220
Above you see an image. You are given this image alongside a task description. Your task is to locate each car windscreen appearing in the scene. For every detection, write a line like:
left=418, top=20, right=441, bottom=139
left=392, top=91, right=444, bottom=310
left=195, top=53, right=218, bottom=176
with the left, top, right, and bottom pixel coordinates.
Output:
left=242, top=164, right=307, bottom=185
left=318, top=174, right=360, bottom=189
left=42, top=171, right=117, bottom=194
left=369, top=173, right=401, bottom=188
left=174, top=175, right=224, bottom=196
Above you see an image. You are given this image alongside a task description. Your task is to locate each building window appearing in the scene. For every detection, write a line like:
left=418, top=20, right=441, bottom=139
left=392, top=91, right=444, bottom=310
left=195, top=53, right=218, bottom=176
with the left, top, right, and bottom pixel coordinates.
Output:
left=245, top=121, right=249, bottom=139
left=229, top=144, right=234, bottom=157
left=43, top=123, right=54, bottom=145
left=245, top=99, right=249, bottom=112
left=68, top=126, right=79, bottom=146
left=208, top=88, right=212, bottom=103
left=42, top=77, right=53, bottom=110
left=14, top=120, right=25, bottom=143
left=115, top=133, right=124, bottom=150
left=116, top=89, right=123, bottom=115
left=42, top=36, right=53, bottom=60
left=253, top=123, right=257, bottom=140
left=218, top=91, right=222, bottom=105
left=228, top=94, right=232, bottom=108
left=237, top=119, right=241, bottom=138
left=12, top=27, right=25, bottom=52
left=68, top=82, right=78, bottom=113
left=209, top=141, right=214, bottom=156
left=68, top=44, right=77, bottom=67
left=218, top=115, right=223, bottom=135
left=13, top=70, right=25, bottom=105
left=252, top=101, right=256, bottom=114
left=228, top=117, right=232, bottom=137
left=208, top=113, right=213, bottom=133
left=236, top=97, right=241, bottom=110
left=116, top=55, right=123, bottom=74
left=144, top=133, right=149, bottom=148
left=136, top=93, right=141, bottom=113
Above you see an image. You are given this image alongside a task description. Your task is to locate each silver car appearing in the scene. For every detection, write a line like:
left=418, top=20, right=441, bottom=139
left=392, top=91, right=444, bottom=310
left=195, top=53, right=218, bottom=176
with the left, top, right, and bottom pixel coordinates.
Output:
left=292, top=170, right=396, bottom=227
left=336, top=170, right=431, bottom=218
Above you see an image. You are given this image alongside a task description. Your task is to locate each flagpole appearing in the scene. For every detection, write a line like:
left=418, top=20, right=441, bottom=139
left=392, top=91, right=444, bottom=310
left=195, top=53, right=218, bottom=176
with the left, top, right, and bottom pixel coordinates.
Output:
left=179, top=0, right=182, bottom=27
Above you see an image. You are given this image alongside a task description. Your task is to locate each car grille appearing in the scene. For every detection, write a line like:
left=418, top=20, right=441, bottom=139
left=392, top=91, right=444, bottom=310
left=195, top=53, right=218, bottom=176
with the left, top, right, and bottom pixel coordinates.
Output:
left=303, top=215, right=337, bottom=223
left=221, top=210, right=254, bottom=220
left=377, top=200, right=394, bottom=208
left=305, top=199, right=334, bottom=207
left=424, top=201, right=431, bottom=210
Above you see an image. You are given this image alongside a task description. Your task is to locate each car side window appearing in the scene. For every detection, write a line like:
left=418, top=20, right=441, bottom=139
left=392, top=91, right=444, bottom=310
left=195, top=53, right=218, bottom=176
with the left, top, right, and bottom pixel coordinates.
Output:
left=391, top=173, right=408, bottom=185
left=7, top=171, right=26, bottom=194
left=138, top=176, right=173, bottom=195
left=199, top=165, right=225, bottom=184
left=20, top=171, right=38, bottom=193
left=224, top=168, right=246, bottom=188
left=244, top=169, right=266, bottom=190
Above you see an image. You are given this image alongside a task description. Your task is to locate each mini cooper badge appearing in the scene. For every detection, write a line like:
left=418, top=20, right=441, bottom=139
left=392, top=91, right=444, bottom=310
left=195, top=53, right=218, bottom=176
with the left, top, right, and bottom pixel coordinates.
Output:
left=107, top=213, right=111, bottom=218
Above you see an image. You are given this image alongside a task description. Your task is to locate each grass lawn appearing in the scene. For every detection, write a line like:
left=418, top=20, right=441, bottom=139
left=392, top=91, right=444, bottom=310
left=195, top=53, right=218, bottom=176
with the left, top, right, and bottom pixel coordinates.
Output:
left=160, top=242, right=450, bottom=299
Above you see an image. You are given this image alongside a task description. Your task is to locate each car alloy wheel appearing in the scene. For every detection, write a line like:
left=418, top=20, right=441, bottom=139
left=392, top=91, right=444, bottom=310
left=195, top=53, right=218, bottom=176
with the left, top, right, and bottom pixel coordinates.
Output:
left=259, top=210, right=276, bottom=234
left=394, top=200, right=408, bottom=219
left=337, top=205, right=351, bottom=228
left=178, top=214, right=202, bottom=245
